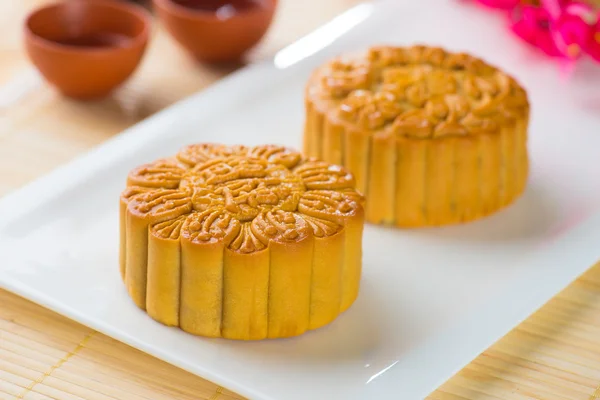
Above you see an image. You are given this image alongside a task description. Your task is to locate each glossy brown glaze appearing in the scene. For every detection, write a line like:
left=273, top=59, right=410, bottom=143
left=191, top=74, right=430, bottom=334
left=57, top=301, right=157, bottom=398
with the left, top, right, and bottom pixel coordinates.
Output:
left=153, top=0, right=276, bottom=62
left=24, top=0, right=151, bottom=100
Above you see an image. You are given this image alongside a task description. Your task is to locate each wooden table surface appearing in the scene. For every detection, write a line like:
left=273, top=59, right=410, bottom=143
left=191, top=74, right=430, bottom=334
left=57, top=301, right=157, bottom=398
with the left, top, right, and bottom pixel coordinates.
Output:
left=1, top=1, right=600, bottom=400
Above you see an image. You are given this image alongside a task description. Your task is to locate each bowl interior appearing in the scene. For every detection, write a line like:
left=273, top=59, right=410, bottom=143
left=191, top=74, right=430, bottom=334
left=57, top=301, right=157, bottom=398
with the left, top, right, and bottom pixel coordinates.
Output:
left=170, top=0, right=268, bottom=11
left=26, top=1, right=148, bottom=49
left=159, top=0, right=275, bottom=17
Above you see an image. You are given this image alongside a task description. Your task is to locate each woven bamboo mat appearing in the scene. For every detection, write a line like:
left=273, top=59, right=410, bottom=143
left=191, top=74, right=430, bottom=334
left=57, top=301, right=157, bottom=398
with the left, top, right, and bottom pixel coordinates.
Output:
left=1, top=1, right=600, bottom=399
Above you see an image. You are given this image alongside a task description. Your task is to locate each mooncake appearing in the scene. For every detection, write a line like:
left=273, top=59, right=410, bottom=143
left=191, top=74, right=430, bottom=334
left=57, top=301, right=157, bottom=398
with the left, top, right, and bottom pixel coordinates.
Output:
left=120, top=144, right=364, bottom=339
left=304, top=45, right=529, bottom=227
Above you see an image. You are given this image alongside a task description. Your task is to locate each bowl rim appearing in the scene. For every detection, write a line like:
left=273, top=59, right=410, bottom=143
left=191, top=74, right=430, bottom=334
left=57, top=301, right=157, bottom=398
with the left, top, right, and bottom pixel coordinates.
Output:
left=24, top=0, right=152, bottom=55
left=152, top=0, right=277, bottom=20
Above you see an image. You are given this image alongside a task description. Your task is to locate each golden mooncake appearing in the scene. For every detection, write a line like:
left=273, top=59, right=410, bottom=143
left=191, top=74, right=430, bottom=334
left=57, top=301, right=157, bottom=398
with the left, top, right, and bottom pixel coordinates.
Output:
left=120, top=144, right=364, bottom=340
left=304, top=45, right=530, bottom=227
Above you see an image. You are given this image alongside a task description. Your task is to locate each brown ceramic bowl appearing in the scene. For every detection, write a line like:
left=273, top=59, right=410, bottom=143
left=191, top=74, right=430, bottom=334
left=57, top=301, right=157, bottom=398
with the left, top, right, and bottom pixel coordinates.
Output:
left=153, top=0, right=277, bottom=63
left=25, top=0, right=151, bottom=100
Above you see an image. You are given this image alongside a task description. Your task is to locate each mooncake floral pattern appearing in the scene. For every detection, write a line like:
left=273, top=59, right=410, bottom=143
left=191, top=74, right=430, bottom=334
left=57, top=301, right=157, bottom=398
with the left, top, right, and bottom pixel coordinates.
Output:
left=319, top=45, right=529, bottom=137
left=125, top=144, right=362, bottom=244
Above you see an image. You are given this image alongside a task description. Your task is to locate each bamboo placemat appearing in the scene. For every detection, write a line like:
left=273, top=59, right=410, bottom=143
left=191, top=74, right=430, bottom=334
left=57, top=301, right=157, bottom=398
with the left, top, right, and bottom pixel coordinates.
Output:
left=1, top=1, right=600, bottom=399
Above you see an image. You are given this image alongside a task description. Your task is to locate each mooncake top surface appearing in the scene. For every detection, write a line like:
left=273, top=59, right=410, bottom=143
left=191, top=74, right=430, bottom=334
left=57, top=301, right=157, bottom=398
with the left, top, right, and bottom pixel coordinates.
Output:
left=307, top=45, right=529, bottom=138
left=123, top=144, right=364, bottom=253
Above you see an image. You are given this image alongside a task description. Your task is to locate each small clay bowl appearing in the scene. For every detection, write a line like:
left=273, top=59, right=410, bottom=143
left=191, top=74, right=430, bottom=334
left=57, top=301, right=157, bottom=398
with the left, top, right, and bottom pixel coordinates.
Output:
left=153, top=0, right=277, bottom=63
left=25, top=0, right=151, bottom=100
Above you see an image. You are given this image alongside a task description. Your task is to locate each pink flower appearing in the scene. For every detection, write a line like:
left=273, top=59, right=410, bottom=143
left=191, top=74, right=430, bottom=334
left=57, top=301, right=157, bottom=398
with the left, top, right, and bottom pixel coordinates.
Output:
left=586, top=19, right=600, bottom=61
left=562, top=1, right=595, bottom=21
left=472, top=0, right=600, bottom=64
left=551, top=1, right=595, bottom=59
left=511, top=6, right=561, bottom=56
left=476, top=0, right=520, bottom=9
left=552, top=14, right=591, bottom=58
left=540, top=0, right=563, bottom=19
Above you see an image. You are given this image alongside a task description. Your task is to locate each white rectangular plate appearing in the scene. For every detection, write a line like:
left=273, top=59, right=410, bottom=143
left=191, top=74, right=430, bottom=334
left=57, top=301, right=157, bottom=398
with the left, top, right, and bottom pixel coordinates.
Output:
left=2, top=1, right=600, bottom=399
